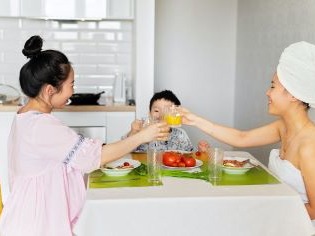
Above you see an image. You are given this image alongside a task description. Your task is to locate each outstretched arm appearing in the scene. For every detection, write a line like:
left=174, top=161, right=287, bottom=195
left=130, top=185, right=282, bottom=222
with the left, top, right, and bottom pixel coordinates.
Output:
left=100, top=121, right=169, bottom=165
left=181, top=107, right=282, bottom=148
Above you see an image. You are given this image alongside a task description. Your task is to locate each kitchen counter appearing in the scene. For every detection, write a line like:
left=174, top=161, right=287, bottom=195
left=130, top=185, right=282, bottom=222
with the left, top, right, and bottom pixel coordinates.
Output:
left=0, top=103, right=136, bottom=112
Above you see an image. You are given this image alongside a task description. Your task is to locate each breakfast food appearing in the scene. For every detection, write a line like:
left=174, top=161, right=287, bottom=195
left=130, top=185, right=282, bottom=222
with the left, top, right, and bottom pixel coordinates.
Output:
left=223, top=159, right=248, bottom=168
left=104, top=162, right=134, bottom=169
left=162, top=151, right=196, bottom=167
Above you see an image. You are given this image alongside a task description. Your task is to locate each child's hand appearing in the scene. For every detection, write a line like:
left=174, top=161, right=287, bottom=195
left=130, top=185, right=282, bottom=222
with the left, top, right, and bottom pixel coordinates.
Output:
left=198, top=140, right=210, bottom=152
left=140, top=121, right=170, bottom=143
left=130, top=119, right=143, bottom=135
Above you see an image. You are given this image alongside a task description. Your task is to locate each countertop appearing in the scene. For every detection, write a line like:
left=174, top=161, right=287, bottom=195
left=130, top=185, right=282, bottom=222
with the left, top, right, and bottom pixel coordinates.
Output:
left=0, top=103, right=136, bottom=112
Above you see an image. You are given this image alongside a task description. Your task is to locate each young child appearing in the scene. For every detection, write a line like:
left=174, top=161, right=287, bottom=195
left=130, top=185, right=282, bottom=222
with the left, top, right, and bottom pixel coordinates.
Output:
left=0, top=35, right=169, bottom=236
left=126, top=90, right=195, bottom=152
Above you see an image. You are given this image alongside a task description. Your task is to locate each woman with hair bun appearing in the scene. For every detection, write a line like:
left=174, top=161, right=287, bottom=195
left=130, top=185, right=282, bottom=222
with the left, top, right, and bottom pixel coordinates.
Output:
left=0, top=35, right=169, bottom=236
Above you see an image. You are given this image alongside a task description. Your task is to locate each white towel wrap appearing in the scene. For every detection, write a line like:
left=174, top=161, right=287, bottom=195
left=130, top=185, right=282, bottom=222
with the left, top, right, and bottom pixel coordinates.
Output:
left=277, top=41, right=315, bottom=108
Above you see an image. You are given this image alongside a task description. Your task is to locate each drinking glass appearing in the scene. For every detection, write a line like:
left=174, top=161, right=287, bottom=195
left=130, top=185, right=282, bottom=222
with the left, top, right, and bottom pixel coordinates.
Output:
left=163, top=105, right=182, bottom=128
left=208, top=147, right=224, bottom=183
left=147, top=148, right=162, bottom=185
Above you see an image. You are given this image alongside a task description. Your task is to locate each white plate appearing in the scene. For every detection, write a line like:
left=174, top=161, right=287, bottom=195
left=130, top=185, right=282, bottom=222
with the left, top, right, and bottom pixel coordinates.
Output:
left=222, top=157, right=257, bottom=175
left=100, top=159, right=141, bottom=177
left=162, top=159, right=203, bottom=171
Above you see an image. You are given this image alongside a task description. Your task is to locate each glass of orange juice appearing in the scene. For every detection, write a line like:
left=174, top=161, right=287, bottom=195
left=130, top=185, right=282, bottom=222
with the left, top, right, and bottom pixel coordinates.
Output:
left=163, top=105, right=182, bottom=127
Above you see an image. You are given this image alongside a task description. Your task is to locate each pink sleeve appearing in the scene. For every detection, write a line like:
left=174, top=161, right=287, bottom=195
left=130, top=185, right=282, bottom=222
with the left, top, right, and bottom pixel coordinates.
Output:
left=64, top=136, right=102, bottom=173
left=33, top=114, right=102, bottom=173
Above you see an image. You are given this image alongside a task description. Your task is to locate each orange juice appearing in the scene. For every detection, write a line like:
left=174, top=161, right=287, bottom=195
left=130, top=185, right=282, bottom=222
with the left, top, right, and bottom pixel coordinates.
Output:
left=164, top=113, right=182, bottom=127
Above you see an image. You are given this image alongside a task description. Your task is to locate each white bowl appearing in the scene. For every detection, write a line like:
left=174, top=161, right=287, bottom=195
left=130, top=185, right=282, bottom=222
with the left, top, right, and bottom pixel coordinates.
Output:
left=101, top=159, right=141, bottom=177
left=222, top=157, right=256, bottom=175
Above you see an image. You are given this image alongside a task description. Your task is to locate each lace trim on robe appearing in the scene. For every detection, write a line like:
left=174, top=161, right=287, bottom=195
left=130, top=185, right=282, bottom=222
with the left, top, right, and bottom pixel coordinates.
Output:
left=63, top=134, right=85, bottom=165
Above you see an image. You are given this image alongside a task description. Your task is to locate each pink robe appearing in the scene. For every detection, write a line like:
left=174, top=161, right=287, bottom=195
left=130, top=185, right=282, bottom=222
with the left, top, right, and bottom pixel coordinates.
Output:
left=0, top=111, right=102, bottom=236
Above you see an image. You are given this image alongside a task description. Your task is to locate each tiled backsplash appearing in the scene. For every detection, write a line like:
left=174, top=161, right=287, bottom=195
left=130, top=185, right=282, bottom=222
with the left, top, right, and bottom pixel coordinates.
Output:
left=0, top=17, right=133, bottom=94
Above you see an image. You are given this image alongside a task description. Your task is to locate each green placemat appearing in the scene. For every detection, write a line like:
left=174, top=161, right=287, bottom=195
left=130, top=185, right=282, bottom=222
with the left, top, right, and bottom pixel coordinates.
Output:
left=89, top=164, right=162, bottom=188
left=162, top=165, right=280, bottom=186
left=89, top=163, right=280, bottom=188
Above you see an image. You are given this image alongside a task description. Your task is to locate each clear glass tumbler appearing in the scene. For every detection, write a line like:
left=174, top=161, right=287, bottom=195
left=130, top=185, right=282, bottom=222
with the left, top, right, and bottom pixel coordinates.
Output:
left=208, top=147, right=224, bottom=183
left=147, top=148, right=162, bottom=185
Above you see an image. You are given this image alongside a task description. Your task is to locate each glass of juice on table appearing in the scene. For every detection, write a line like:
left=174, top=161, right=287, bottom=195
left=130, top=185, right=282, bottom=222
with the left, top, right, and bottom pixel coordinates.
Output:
left=164, top=105, right=182, bottom=127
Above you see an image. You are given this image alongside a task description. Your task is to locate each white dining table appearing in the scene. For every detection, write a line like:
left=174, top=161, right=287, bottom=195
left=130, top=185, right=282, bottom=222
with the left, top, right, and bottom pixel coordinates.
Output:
left=73, top=151, right=315, bottom=236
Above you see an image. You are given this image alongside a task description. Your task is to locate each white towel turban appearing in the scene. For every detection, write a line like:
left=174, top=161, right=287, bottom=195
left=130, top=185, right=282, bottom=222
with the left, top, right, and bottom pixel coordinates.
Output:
left=277, top=41, right=315, bottom=108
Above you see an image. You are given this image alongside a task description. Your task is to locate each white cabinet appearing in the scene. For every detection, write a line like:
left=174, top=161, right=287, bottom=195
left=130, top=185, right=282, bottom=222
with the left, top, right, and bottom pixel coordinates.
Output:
left=53, top=112, right=107, bottom=142
left=0, top=0, right=20, bottom=17
left=106, top=112, right=135, bottom=143
left=107, top=0, right=134, bottom=19
left=2, top=0, right=134, bottom=19
left=52, top=111, right=135, bottom=143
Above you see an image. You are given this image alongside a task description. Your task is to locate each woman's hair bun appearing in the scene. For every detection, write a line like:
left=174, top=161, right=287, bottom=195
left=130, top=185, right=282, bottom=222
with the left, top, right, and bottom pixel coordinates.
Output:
left=22, top=35, right=43, bottom=59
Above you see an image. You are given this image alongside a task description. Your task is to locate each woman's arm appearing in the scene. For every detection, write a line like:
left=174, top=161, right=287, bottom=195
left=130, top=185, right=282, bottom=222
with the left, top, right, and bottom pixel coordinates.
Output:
left=181, top=107, right=282, bottom=148
left=100, top=121, right=169, bottom=165
left=300, top=142, right=315, bottom=220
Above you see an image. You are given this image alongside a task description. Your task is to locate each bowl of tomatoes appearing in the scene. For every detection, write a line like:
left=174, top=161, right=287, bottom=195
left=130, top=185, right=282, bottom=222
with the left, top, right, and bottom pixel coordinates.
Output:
left=101, top=159, right=141, bottom=176
left=162, top=150, right=202, bottom=170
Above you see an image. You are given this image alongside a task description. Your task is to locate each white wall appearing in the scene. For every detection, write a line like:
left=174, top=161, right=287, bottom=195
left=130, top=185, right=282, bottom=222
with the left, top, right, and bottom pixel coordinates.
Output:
left=155, top=0, right=238, bottom=149
left=235, top=0, right=315, bottom=164
left=134, top=0, right=155, bottom=117
left=155, top=0, right=315, bottom=165
left=0, top=18, right=133, bottom=95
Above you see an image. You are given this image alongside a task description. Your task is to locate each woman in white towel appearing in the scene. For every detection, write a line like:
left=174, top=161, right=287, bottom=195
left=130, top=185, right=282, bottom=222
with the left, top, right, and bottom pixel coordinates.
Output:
left=181, top=41, right=315, bottom=223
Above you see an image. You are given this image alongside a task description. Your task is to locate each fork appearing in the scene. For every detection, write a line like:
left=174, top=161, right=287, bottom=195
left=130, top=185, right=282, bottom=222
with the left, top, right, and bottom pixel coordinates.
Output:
left=242, top=159, right=261, bottom=169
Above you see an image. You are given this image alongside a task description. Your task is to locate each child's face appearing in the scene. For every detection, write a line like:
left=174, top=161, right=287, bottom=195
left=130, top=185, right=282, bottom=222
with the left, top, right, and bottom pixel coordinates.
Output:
left=150, top=99, right=174, bottom=120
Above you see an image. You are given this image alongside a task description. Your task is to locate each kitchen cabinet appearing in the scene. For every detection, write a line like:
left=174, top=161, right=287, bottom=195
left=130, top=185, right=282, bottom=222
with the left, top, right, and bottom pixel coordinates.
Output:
left=107, top=0, right=134, bottom=19
left=0, top=0, right=20, bottom=17
left=0, top=0, right=134, bottom=19
left=52, top=111, right=135, bottom=143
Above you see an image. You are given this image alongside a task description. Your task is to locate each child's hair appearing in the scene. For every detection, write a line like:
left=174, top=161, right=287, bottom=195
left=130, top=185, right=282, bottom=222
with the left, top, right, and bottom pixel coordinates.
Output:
left=20, top=35, right=71, bottom=98
left=149, top=90, right=181, bottom=111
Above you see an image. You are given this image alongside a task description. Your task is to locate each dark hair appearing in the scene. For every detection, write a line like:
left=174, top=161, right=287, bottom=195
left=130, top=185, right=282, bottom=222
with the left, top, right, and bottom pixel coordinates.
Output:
left=20, top=35, right=71, bottom=98
left=149, top=90, right=181, bottom=111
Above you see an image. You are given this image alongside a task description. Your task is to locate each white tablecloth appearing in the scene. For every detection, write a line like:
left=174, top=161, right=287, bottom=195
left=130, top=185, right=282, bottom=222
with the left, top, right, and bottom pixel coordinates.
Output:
left=73, top=152, right=315, bottom=236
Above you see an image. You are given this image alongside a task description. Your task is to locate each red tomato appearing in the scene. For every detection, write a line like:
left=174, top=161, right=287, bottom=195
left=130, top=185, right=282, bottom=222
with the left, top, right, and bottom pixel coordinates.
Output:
left=178, top=162, right=186, bottom=167
left=183, top=157, right=196, bottom=167
left=170, top=162, right=179, bottom=167
left=163, top=152, right=178, bottom=166
left=195, top=151, right=201, bottom=156
left=123, top=162, right=130, bottom=166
